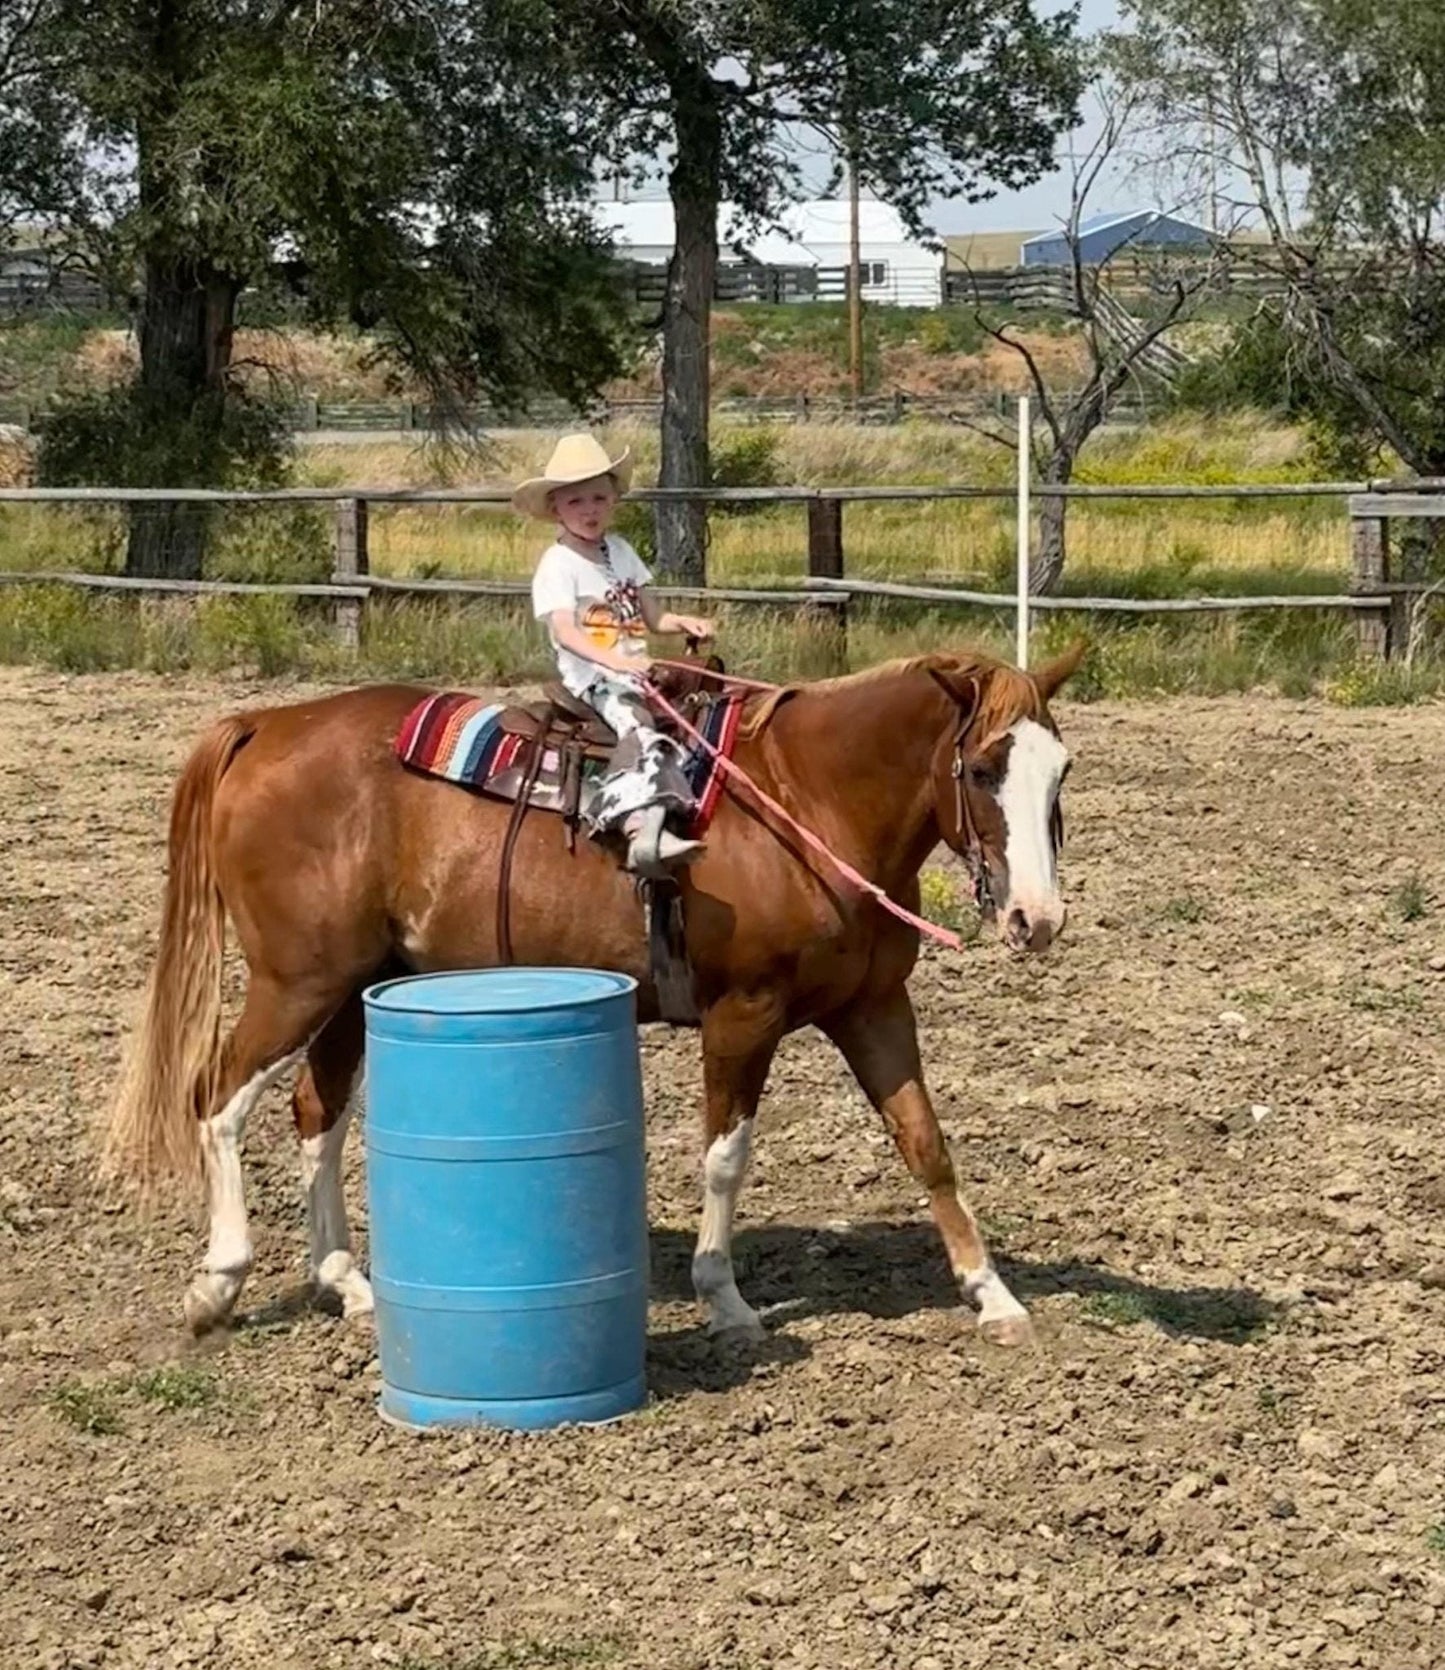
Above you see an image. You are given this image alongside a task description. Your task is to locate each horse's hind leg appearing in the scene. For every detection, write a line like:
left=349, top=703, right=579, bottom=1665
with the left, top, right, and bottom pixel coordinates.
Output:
left=826, top=984, right=1032, bottom=1347
left=292, top=993, right=374, bottom=1319
left=184, top=976, right=350, bottom=1336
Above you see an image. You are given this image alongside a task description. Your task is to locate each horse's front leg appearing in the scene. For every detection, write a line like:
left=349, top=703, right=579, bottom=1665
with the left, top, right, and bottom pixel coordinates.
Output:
left=692, top=992, right=785, bottom=1340
left=825, top=984, right=1033, bottom=1346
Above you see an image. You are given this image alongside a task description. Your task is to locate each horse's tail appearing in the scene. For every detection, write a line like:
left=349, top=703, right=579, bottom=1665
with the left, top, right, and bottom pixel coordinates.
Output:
left=104, top=713, right=254, bottom=1193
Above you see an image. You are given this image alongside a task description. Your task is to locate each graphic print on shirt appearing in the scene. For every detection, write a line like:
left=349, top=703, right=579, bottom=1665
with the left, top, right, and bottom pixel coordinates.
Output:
left=578, top=572, right=647, bottom=658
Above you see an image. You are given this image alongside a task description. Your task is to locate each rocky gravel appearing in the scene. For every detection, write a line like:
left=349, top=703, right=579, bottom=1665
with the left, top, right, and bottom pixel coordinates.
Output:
left=1, top=668, right=1443, bottom=1670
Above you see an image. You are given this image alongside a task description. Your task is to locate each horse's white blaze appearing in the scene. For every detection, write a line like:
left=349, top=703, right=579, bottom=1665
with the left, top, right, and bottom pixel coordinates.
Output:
left=999, top=717, right=1068, bottom=925
left=184, top=1049, right=305, bottom=1331
left=691, top=1117, right=762, bottom=1335
left=300, top=1089, right=373, bottom=1319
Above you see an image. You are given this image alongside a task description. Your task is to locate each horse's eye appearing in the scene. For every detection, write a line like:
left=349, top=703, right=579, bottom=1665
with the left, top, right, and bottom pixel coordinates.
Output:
left=969, top=763, right=999, bottom=792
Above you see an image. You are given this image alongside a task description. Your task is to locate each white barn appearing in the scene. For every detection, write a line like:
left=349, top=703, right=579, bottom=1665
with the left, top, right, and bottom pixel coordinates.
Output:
left=593, top=197, right=942, bottom=307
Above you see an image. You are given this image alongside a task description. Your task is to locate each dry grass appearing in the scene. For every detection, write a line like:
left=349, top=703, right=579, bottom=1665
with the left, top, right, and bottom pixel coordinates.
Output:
left=49, top=325, right=412, bottom=402
left=0, top=414, right=1436, bottom=700
left=281, top=415, right=1348, bottom=594
left=0, top=416, right=1348, bottom=592
left=2, top=582, right=1437, bottom=704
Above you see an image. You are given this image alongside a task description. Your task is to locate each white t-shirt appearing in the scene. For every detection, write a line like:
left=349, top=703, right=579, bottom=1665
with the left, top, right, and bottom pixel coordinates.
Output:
left=531, top=536, right=653, bottom=692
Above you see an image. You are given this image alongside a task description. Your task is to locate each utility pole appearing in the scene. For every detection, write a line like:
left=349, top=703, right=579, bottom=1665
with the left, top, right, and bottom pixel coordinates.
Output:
left=848, top=146, right=864, bottom=402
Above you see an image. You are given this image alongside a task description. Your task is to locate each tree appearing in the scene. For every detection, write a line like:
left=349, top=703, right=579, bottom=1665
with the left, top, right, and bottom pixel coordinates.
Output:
left=3, top=0, right=636, bottom=576
left=0, top=1, right=77, bottom=243
left=579, top=0, right=1083, bottom=581
left=957, top=80, right=1219, bottom=592
left=1110, top=0, right=1445, bottom=477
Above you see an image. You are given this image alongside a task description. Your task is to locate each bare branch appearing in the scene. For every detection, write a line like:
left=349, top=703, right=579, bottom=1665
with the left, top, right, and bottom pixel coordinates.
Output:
left=971, top=301, right=1063, bottom=446
left=940, top=407, right=1019, bottom=449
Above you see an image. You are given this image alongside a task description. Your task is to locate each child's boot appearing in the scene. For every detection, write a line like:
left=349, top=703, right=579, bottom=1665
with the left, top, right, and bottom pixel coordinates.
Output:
left=625, top=804, right=705, bottom=875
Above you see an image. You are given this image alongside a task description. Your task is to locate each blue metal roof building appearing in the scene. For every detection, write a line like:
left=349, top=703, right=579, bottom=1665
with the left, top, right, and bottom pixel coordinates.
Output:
left=1020, top=210, right=1215, bottom=268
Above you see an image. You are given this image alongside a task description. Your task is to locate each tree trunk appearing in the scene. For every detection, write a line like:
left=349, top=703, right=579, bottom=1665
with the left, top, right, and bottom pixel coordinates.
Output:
left=124, top=256, right=239, bottom=579
left=656, top=77, right=721, bottom=585
left=1030, top=450, right=1073, bottom=595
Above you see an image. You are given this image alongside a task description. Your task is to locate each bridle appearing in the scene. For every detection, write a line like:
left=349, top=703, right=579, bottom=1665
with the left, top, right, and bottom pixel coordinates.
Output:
left=938, top=691, right=1065, bottom=912
left=941, top=698, right=992, bottom=908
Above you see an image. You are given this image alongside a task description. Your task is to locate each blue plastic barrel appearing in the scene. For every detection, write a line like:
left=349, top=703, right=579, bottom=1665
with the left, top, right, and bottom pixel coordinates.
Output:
left=361, top=968, right=648, bottom=1431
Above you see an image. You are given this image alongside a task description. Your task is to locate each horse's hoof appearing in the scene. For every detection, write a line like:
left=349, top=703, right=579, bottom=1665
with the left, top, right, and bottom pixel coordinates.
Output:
left=708, top=1314, right=767, bottom=1347
left=977, top=1311, right=1036, bottom=1349
left=712, top=1326, right=767, bottom=1351
left=342, top=1290, right=375, bottom=1323
left=318, top=1253, right=374, bottom=1321
left=183, top=1279, right=229, bottom=1337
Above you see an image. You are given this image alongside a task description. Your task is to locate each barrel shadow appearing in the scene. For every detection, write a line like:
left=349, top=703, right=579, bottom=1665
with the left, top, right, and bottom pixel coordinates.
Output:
left=648, top=1220, right=1279, bottom=1346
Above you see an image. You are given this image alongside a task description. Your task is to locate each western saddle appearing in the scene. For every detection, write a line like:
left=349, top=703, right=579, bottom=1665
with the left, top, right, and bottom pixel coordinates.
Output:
left=492, top=655, right=726, bottom=967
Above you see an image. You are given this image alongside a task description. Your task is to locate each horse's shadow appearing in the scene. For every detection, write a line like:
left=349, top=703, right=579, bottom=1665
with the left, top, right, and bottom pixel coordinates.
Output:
left=229, top=1222, right=1282, bottom=1403
left=644, top=1218, right=1281, bottom=1396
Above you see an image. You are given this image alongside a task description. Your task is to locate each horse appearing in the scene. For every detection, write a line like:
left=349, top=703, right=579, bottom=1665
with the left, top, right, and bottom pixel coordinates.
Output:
left=106, top=643, right=1084, bottom=1348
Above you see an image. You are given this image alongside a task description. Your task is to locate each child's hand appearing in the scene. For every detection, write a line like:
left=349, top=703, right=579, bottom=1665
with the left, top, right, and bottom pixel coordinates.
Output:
left=671, top=614, right=713, bottom=641
left=612, top=652, right=652, bottom=680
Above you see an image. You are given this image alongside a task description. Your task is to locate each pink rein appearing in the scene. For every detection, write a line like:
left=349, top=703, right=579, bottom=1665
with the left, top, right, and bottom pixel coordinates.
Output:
left=644, top=673, right=965, bottom=954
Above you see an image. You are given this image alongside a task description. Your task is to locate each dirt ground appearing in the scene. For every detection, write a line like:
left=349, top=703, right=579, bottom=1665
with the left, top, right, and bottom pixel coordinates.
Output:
left=2, top=668, right=1444, bottom=1670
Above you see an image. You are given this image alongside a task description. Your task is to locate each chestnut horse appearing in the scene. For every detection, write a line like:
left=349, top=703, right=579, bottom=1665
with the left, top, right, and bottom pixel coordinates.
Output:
left=107, top=645, right=1083, bottom=1346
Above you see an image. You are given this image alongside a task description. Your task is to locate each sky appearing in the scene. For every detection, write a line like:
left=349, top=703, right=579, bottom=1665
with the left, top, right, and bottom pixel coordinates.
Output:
left=926, top=0, right=1128, bottom=235
left=603, top=0, right=1143, bottom=240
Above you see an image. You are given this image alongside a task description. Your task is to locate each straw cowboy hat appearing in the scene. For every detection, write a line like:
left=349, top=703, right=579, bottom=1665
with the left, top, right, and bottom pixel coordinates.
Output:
left=511, top=434, right=634, bottom=520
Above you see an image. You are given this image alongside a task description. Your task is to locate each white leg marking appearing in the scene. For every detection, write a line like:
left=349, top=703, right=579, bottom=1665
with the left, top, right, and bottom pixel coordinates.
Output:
left=958, top=1246, right=1033, bottom=1347
left=999, top=718, right=1069, bottom=936
left=184, top=1050, right=305, bottom=1334
left=300, top=1089, right=373, bottom=1319
left=691, top=1118, right=763, bottom=1337
left=958, top=1262, right=1027, bottom=1325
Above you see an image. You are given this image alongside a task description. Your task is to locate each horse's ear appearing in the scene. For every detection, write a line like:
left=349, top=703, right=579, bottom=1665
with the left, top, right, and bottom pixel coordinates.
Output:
left=1032, top=640, right=1087, bottom=703
left=929, top=666, right=981, bottom=721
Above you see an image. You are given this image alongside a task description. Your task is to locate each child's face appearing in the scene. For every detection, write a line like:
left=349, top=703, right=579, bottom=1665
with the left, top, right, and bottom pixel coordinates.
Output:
left=552, top=475, right=618, bottom=545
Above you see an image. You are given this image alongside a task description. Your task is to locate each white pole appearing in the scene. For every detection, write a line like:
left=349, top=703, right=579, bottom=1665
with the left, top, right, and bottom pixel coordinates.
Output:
left=1016, top=394, right=1031, bottom=668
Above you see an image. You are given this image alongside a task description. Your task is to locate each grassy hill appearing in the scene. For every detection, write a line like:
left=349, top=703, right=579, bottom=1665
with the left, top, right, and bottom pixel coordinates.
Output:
left=0, top=305, right=1090, bottom=411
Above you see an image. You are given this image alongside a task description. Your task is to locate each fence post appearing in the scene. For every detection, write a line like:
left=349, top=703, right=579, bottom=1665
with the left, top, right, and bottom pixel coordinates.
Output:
left=333, top=496, right=369, bottom=652
left=1016, top=395, right=1031, bottom=668
left=301, top=393, right=319, bottom=432
left=804, top=592, right=849, bottom=675
left=807, top=495, right=845, bottom=580
left=1349, top=509, right=1391, bottom=660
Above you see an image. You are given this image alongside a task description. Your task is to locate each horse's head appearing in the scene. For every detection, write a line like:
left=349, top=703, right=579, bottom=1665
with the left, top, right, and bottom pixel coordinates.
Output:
left=929, top=644, right=1084, bottom=954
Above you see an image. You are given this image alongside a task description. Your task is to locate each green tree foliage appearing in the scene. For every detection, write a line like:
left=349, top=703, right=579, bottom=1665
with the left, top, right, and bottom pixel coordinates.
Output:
left=0, top=2, right=80, bottom=237
left=3, top=0, right=635, bottom=575
left=1113, top=0, right=1445, bottom=476
left=572, top=0, right=1083, bottom=579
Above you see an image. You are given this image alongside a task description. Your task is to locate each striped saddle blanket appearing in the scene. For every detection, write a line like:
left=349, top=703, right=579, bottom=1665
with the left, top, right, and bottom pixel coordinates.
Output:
left=395, top=688, right=745, bottom=835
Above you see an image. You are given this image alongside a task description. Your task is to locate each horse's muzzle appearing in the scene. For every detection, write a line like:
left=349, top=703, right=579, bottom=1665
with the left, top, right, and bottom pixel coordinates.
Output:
left=1002, top=903, right=1065, bottom=954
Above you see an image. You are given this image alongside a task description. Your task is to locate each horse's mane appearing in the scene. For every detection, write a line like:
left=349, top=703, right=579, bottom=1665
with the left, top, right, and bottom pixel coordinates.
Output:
left=741, top=650, right=1043, bottom=740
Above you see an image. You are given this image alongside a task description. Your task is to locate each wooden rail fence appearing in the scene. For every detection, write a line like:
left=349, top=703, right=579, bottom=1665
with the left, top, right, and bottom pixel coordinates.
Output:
left=0, top=388, right=1152, bottom=435
left=1, top=480, right=1442, bottom=670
